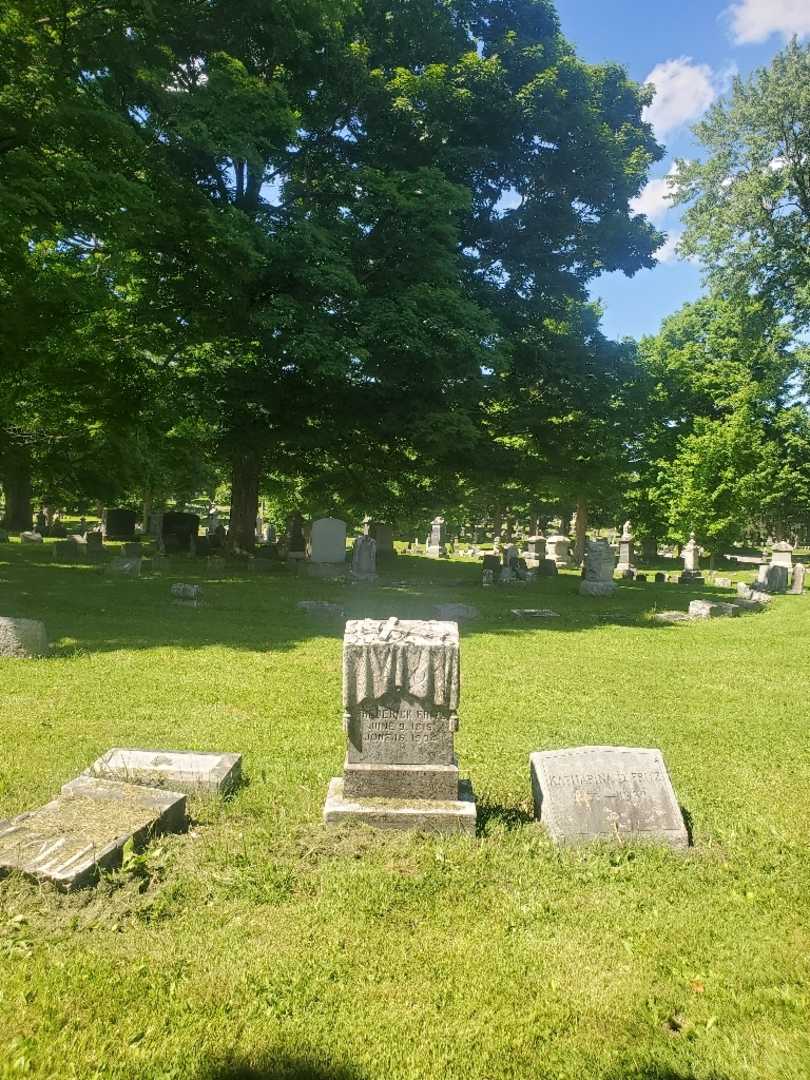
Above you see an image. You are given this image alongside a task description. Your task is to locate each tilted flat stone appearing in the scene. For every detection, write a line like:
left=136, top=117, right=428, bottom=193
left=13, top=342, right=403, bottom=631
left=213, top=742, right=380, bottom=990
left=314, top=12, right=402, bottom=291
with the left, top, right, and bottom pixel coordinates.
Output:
left=324, top=777, right=476, bottom=836
left=530, top=746, right=687, bottom=848
left=433, top=603, right=479, bottom=621
left=297, top=600, right=344, bottom=618
left=510, top=608, right=560, bottom=618
left=0, top=777, right=186, bottom=890
left=652, top=610, right=691, bottom=624
left=82, top=748, right=242, bottom=795
left=20, top=531, right=43, bottom=544
left=689, top=600, right=726, bottom=619
left=0, top=617, right=48, bottom=658
left=109, top=556, right=141, bottom=576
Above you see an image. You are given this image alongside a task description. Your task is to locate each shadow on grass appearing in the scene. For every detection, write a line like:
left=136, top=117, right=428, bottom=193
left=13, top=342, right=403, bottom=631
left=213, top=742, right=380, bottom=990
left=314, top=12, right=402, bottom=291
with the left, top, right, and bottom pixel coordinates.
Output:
left=0, top=545, right=764, bottom=658
left=197, top=1055, right=362, bottom=1080
left=476, top=801, right=535, bottom=831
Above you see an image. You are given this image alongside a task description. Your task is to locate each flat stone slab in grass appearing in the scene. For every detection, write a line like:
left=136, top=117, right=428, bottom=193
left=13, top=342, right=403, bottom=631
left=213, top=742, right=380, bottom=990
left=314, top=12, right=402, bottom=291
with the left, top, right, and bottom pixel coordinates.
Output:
left=82, top=748, right=242, bottom=795
left=689, top=600, right=740, bottom=619
left=653, top=610, right=691, bottom=624
left=511, top=608, right=561, bottom=619
left=297, top=600, right=344, bottom=618
left=109, top=556, right=141, bottom=576
left=0, top=777, right=186, bottom=890
left=0, top=617, right=48, bottom=658
left=433, top=603, right=480, bottom=620
left=170, top=582, right=203, bottom=606
left=530, top=747, right=688, bottom=849
left=324, top=777, right=476, bottom=836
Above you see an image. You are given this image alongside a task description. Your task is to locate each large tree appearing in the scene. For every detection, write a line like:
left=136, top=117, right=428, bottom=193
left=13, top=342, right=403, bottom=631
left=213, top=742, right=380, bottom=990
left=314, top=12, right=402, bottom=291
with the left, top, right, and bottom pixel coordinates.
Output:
left=673, top=39, right=810, bottom=333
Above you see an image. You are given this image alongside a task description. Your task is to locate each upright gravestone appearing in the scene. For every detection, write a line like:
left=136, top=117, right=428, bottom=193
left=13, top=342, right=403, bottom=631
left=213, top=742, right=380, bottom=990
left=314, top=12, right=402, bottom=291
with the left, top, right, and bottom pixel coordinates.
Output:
left=756, top=562, right=788, bottom=594
left=530, top=746, right=688, bottom=849
left=161, top=512, right=199, bottom=554
left=616, top=520, right=635, bottom=574
left=324, top=618, right=476, bottom=834
left=771, top=541, right=793, bottom=571
left=309, top=517, right=347, bottom=565
left=545, top=534, right=573, bottom=568
left=523, top=534, right=545, bottom=566
left=286, top=512, right=307, bottom=560
left=351, top=534, right=377, bottom=582
left=368, top=522, right=395, bottom=560
left=426, top=516, right=446, bottom=558
left=579, top=538, right=616, bottom=596
left=790, top=562, right=806, bottom=595
left=678, top=533, right=704, bottom=584
left=101, top=508, right=137, bottom=541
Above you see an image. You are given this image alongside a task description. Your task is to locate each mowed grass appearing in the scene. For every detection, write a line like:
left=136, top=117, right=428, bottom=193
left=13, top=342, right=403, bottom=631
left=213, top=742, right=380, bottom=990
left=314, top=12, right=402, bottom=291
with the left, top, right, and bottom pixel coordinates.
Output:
left=1, top=542, right=809, bottom=1080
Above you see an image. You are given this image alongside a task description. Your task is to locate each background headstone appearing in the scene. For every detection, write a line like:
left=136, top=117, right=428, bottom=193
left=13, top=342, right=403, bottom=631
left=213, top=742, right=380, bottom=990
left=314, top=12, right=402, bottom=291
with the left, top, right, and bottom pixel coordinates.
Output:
left=309, top=517, right=347, bottom=564
left=161, top=512, right=199, bottom=555
left=102, top=508, right=137, bottom=540
left=530, top=746, right=688, bottom=848
left=351, top=534, right=377, bottom=581
left=790, top=562, right=806, bottom=594
left=579, top=538, right=616, bottom=596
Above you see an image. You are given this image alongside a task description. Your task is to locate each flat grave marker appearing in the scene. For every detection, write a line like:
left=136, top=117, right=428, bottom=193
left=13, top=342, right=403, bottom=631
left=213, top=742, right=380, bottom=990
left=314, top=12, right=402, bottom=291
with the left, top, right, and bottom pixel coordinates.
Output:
left=82, top=748, right=242, bottom=795
left=530, top=746, right=688, bottom=849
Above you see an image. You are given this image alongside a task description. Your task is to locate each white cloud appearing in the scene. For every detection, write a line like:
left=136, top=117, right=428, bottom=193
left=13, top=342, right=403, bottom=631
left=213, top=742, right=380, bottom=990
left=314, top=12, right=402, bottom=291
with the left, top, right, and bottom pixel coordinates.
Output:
left=655, top=231, right=683, bottom=264
left=728, top=0, right=810, bottom=44
left=643, top=58, right=717, bottom=139
left=631, top=164, right=679, bottom=222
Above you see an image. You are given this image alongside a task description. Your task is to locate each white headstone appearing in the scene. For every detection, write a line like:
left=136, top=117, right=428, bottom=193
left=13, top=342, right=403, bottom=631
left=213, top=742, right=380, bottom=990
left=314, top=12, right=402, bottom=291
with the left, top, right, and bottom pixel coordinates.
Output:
left=310, top=517, right=347, bottom=563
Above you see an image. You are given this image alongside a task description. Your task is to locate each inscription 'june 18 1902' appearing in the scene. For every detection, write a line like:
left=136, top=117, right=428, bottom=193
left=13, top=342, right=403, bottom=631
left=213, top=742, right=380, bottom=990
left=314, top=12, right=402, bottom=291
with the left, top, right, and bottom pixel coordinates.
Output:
left=347, top=700, right=454, bottom=765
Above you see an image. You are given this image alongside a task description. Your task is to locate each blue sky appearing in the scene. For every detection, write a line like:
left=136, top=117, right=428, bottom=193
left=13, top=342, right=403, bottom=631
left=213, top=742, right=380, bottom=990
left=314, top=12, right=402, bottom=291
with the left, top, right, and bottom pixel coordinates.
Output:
left=552, top=0, right=810, bottom=341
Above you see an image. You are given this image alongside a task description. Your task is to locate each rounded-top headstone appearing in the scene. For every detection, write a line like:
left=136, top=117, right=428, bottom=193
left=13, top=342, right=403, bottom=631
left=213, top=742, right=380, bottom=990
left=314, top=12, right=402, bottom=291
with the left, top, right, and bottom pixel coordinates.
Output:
left=0, top=617, right=48, bottom=658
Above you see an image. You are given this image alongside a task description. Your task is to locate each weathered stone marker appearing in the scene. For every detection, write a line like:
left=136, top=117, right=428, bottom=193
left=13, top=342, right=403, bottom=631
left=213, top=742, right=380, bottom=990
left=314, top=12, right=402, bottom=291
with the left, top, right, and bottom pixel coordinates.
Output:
left=82, top=748, right=242, bottom=796
left=579, top=538, right=616, bottom=596
left=530, top=746, right=688, bottom=848
left=324, top=618, right=476, bottom=834
left=790, top=562, right=806, bottom=595
left=0, top=777, right=186, bottom=890
left=0, top=617, right=47, bottom=658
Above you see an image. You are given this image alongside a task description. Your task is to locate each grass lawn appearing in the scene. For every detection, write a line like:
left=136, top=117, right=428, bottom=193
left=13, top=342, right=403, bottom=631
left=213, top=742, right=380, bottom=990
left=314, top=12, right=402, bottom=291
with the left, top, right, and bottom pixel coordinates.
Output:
left=1, top=542, right=809, bottom=1080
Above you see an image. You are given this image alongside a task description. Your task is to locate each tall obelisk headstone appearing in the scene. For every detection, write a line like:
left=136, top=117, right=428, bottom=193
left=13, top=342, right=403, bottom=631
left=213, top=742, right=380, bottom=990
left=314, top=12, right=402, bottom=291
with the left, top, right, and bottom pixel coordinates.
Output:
left=324, top=618, right=476, bottom=834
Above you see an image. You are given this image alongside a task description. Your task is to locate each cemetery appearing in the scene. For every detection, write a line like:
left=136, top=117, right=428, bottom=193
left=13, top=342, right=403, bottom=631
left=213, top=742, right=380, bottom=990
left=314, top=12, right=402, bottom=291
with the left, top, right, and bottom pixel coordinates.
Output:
left=2, top=2, right=810, bottom=1078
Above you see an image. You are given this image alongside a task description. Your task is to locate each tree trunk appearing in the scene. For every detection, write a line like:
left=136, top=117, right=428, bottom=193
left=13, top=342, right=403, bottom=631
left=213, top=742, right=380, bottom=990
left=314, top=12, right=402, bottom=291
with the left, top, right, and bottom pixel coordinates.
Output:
left=142, top=489, right=153, bottom=532
left=1, top=442, right=33, bottom=531
left=573, top=495, right=588, bottom=565
left=228, top=448, right=261, bottom=552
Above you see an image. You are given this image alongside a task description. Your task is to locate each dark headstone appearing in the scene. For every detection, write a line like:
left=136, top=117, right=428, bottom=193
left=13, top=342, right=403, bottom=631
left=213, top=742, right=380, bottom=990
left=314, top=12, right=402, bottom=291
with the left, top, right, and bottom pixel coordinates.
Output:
left=482, top=554, right=500, bottom=574
left=654, top=572, right=666, bottom=583
left=102, top=508, right=137, bottom=541
left=161, top=512, right=199, bottom=554
left=536, top=559, right=558, bottom=577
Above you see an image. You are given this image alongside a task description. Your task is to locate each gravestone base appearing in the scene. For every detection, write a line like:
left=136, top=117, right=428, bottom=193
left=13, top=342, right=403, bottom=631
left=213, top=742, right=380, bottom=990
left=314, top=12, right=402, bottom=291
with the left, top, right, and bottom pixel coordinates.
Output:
left=579, top=580, right=616, bottom=596
left=678, top=571, right=704, bottom=585
left=323, top=777, right=476, bottom=835
left=343, top=758, right=459, bottom=800
left=304, top=561, right=347, bottom=579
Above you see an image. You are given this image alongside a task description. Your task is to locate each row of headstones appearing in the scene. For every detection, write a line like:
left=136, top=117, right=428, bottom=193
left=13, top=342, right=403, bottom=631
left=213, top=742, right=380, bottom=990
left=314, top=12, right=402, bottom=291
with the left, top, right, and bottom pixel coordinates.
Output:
left=324, top=617, right=688, bottom=847
left=0, top=748, right=242, bottom=890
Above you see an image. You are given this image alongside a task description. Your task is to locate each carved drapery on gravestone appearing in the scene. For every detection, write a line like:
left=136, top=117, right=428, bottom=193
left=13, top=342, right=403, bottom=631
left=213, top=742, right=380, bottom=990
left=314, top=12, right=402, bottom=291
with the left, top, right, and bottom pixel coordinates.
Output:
left=324, top=618, right=476, bottom=833
left=309, top=517, right=347, bottom=564
left=530, top=746, right=688, bottom=849
left=791, top=562, right=806, bottom=594
left=351, top=534, right=377, bottom=581
left=579, top=538, right=616, bottom=596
